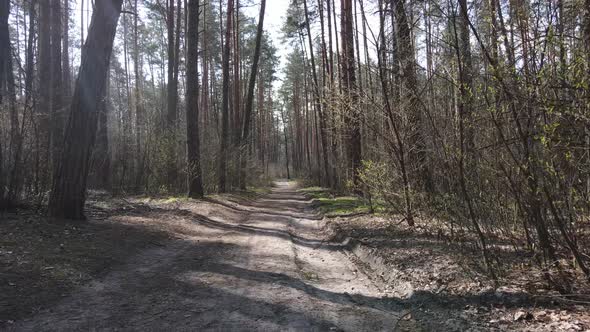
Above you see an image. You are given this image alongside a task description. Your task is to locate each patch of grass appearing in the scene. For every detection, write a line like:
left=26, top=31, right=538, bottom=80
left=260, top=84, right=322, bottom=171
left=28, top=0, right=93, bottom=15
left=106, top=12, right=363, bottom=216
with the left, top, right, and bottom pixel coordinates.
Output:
left=298, top=187, right=331, bottom=199
left=299, top=187, right=375, bottom=216
left=316, top=196, right=372, bottom=216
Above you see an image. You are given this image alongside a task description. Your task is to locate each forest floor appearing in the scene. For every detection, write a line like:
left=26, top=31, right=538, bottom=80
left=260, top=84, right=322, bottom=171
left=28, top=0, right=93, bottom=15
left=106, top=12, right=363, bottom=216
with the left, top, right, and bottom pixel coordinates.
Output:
left=0, top=180, right=588, bottom=331
left=321, top=213, right=590, bottom=332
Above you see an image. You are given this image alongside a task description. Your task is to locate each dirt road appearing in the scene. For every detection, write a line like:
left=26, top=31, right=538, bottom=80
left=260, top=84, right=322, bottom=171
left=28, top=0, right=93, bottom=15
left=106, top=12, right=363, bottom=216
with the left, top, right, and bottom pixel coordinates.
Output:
left=11, top=181, right=437, bottom=331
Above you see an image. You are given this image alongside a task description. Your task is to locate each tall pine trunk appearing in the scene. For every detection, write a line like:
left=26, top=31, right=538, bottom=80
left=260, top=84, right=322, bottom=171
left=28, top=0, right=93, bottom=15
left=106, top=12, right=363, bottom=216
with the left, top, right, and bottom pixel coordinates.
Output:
left=48, top=0, right=124, bottom=220
left=166, top=0, right=177, bottom=127
left=186, top=0, right=204, bottom=198
left=394, top=0, right=431, bottom=191
left=96, top=69, right=111, bottom=191
left=166, top=0, right=179, bottom=190
left=302, top=0, right=331, bottom=187
left=134, top=0, right=145, bottom=191
left=62, top=0, right=71, bottom=97
left=239, top=0, right=266, bottom=190
left=38, top=0, right=52, bottom=192
left=218, top=0, right=234, bottom=192
left=0, top=0, right=10, bottom=206
left=340, top=0, right=361, bottom=188
left=51, top=0, right=64, bottom=173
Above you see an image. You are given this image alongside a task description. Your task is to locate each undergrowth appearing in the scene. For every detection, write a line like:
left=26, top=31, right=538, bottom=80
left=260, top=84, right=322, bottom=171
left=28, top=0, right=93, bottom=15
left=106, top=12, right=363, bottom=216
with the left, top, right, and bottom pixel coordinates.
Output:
left=299, top=187, right=380, bottom=216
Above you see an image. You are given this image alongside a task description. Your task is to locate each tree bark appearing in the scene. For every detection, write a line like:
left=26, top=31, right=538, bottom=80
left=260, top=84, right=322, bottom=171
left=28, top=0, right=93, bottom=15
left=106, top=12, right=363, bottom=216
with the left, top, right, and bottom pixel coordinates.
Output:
left=232, top=0, right=241, bottom=147
left=80, top=0, right=84, bottom=42
left=340, top=0, right=361, bottom=188
left=39, top=0, right=52, bottom=190
left=458, top=0, right=475, bottom=160
left=51, top=0, right=64, bottom=173
left=186, top=0, right=204, bottom=198
left=377, top=0, right=414, bottom=226
left=201, top=1, right=209, bottom=125
left=134, top=0, right=145, bottom=191
left=96, top=69, right=111, bottom=191
left=0, top=0, right=10, bottom=205
left=0, top=0, right=7, bottom=105
left=48, top=0, right=123, bottom=220
left=455, top=0, right=494, bottom=278
left=302, top=0, right=331, bottom=187
left=585, top=0, right=590, bottom=197
left=218, top=0, right=234, bottom=192
left=239, top=0, right=266, bottom=190
left=166, top=0, right=177, bottom=127
left=394, top=0, right=431, bottom=191
left=280, top=106, right=290, bottom=179
left=62, top=0, right=71, bottom=96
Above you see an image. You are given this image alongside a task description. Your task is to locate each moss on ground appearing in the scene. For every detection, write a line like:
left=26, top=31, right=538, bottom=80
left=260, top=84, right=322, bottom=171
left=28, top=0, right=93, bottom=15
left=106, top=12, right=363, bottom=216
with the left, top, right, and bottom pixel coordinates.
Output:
left=298, top=186, right=327, bottom=198
left=299, top=187, right=377, bottom=216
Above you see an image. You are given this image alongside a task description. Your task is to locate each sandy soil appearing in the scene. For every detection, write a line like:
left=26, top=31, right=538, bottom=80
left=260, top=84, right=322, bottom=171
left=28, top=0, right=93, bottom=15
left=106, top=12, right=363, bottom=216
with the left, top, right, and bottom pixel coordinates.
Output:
left=324, top=214, right=590, bottom=332
left=4, top=181, right=467, bottom=331
left=13, top=181, right=583, bottom=330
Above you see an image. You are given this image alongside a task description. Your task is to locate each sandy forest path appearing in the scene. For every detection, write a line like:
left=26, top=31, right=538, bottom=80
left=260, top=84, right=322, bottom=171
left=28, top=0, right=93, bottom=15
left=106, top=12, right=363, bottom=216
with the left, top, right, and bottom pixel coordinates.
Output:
left=11, top=181, right=430, bottom=331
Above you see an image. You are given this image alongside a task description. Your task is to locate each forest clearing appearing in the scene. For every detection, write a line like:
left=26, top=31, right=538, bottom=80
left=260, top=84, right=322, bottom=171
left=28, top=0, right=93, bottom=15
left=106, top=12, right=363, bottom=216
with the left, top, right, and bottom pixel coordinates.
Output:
left=2, top=0, right=590, bottom=330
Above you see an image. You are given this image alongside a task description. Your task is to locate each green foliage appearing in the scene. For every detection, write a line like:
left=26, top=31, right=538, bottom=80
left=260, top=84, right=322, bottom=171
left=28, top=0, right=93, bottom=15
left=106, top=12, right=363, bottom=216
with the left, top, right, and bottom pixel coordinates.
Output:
left=146, top=131, right=178, bottom=193
left=356, top=160, right=406, bottom=214
left=298, top=186, right=330, bottom=199
left=299, top=186, right=374, bottom=216
left=315, top=196, right=372, bottom=216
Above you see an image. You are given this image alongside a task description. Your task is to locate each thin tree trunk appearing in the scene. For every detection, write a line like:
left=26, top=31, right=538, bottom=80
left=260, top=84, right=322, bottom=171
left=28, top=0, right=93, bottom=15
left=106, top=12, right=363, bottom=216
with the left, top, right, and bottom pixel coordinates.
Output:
left=121, top=10, right=131, bottom=190
left=81, top=0, right=84, bottom=42
left=202, top=1, right=209, bottom=125
left=326, top=0, right=334, bottom=83
left=455, top=0, right=494, bottom=278
left=8, top=0, right=36, bottom=201
left=458, top=0, right=474, bottom=159
left=239, top=0, right=266, bottom=190
left=340, top=0, right=361, bottom=188
left=39, top=0, right=52, bottom=192
left=166, top=0, right=176, bottom=126
left=394, top=0, right=431, bottom=191
left=377, top=0, right=414, bottom=226
left=166, top=0, right=180, bottom=190
left=281, top=107, right=290, bottom=179
left=96, top=68, right=111, bottom=190
left=232, top=0, right=241, bottom=148
left=0, top=0, right=11, bottom=205
left=51, top=0, right=64, bottom=174
left=186, top=0, right=204, bottom=198
left=218, top=0, right=234, bottom=192
left=134, top=0, right=145, bottom=191
left=585, top=0, right=590, bottom=198
left=63, top=0, right=71, bottom=97
left=302, top=0, right=331, bottom=187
